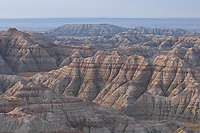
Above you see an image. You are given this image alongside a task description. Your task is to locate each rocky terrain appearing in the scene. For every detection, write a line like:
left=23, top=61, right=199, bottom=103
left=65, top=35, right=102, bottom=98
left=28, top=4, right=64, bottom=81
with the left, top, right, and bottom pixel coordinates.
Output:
left=48, top=24, right=200, bottom=37
left=0, top=28, right=95, bottom=73
left=56, top=30, right=200, bottom=60
left=0, top=80, right=184, bottom=133
left=1, top=27, right=200, bottom=132
left=132, top=26, right=200, bottom=36
left=29, top=51, right=200, bottom=123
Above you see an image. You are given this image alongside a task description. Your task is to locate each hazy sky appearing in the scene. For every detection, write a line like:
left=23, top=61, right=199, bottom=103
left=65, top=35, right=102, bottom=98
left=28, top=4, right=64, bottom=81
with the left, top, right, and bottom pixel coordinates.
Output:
left=0, top=0, right=200, bottom=18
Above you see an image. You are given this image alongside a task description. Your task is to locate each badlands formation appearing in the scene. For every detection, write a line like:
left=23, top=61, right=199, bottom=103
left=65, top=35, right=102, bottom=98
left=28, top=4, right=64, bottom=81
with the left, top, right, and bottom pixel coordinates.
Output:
left=49, top=24, right=130, bottom=37
left=49, top=24, right=200, bottom=37
left=1, top=26, right=200, bottom=132
left=0, top=28, right=94, bottom=73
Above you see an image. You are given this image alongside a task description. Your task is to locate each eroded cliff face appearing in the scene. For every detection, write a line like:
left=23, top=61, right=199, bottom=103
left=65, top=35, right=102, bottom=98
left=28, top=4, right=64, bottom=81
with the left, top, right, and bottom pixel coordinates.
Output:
left=28, top=49, right=200, bottom=123
left=0, top=28, right=95, bottom=73
left=61, top=32, right=200, bottom=68
left=1, top=28, right=200, bottom=73
left=0, top=74, right=25, bottom=94
left=0, top=81, right=181, bottom=133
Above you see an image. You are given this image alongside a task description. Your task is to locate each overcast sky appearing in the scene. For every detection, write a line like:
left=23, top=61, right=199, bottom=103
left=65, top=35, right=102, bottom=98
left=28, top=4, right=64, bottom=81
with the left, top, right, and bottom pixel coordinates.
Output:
left=0, top=0, right=200, bottom=18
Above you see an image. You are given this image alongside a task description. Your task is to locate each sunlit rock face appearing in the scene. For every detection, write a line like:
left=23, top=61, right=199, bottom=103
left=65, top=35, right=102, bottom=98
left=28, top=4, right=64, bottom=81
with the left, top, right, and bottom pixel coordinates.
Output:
left=29, top=48, right=200, bottom=123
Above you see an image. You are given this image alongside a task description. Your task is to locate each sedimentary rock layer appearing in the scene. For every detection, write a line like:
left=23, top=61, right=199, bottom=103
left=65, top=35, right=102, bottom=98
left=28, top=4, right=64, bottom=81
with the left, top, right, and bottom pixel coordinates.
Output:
left=0, top=28, right=94, bottom=73
left=29, top=50, right=200, bottom=123
left=0, top=81, right=181, bottom=133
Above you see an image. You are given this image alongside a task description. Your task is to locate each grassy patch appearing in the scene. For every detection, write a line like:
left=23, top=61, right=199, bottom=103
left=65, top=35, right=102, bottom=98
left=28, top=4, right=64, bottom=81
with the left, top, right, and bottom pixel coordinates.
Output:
left=17, top=72, right=38, bottom=79
left=175, top=126, right=185, bottom=133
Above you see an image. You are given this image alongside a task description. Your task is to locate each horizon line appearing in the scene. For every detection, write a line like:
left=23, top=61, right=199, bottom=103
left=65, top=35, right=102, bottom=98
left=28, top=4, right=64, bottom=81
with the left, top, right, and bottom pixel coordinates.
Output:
left=1, top=17, right=200, bottom=19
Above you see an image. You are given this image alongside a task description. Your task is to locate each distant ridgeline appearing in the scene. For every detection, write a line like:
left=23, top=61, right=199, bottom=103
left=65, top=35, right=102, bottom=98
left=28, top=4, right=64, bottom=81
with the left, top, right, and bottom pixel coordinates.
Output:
left=1, top=18, right=200, bottom=32
left=48, top=24, right=200, bottom=37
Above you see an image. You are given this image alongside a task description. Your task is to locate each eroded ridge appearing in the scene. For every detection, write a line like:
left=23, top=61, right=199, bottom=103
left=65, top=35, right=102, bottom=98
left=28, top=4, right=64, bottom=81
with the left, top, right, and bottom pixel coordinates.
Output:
left=0, top=81, right=181, bottom=133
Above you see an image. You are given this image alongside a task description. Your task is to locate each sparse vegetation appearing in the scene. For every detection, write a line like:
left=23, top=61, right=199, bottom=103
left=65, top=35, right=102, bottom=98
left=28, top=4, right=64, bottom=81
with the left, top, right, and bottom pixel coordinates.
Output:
left=175, top=126, right=185, bottom=133
left=17, top=72, right=37, bottom=79
left=7, top=96, right=22, bottom=102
